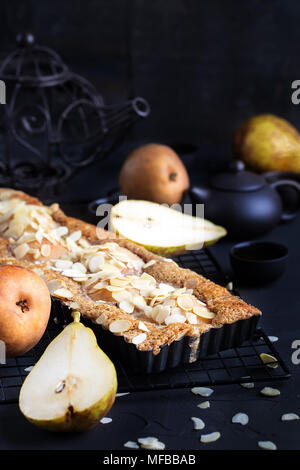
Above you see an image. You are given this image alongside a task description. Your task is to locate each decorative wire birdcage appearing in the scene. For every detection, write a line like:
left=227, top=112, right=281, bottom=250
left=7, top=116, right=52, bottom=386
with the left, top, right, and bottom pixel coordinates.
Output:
left=0, top=33, right=150, bottom=198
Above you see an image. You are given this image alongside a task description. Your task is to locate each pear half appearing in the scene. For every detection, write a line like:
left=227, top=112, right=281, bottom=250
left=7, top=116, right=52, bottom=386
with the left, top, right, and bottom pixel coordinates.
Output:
left=19, top=313, right=117, bottom=432
left=110, top=199, right=226, bottom=257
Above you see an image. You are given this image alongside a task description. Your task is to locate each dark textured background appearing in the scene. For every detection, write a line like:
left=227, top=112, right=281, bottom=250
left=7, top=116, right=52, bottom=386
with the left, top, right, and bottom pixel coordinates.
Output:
left=1, top=0, right=299, bottom=168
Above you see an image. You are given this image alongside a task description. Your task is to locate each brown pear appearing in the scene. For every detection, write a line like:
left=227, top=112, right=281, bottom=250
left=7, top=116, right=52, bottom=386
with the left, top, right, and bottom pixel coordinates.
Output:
left=233, top=114, right=300, bottom=173
left=119, top=144, right=190, bottom=205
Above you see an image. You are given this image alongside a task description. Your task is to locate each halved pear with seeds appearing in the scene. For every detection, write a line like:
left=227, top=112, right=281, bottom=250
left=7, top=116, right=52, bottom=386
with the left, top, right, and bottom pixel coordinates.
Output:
left=110, top=199, right=227, bottom=256
left=19, top=312, right=117, bottom=432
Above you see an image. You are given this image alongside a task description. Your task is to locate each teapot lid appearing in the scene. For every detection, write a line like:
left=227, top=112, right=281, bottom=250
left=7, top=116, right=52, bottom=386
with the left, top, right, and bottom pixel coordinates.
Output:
left=211, top=160, right=265, bottom=192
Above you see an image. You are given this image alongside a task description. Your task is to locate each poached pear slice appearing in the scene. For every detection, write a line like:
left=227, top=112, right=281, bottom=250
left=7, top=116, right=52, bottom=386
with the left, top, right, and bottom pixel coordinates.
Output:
left=19, top=313, right=117, bottom=432
left=110, top=199, right=226, bottom=257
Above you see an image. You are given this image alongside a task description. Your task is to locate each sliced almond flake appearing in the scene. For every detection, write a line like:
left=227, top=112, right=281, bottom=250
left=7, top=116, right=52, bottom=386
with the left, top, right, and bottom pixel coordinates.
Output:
left=100, top=417, right=112, bottom=424
left=13, top=243, right=29, bottom=259
left=258, top=440, right=277, bottom=450
left=73, top=262, right=87, bottom=273
left=186, top=312, right=198, bottom=324
left=24, top=366, right=34, bottom=372
left=116, top=392, right=130, bottom=397
left=124, top=441, right=139, bottom=449
left=143, top=259, right=157, bottom=269
left=47, top=280, right=63, bottom=295
left=138, top=321, right=149, bottom=332
left=191, top=387, right=214, bottom=397
left=55, top=259, right=73, bottom=270
left=110, top=277, right=131, bottom=287
left=260, top=353, right=278, bottom=369
left=112, top=291, right=133, bottom=303
left=226, top=282, right=233, bottom=291
left=88, top=254, right=105, bottom=272
left=191, top=417, right=205, bottom=430
left=119, top=300, right=134, bottom=314
left=61, top=269, right=85, bottom=278
left=200, top=432, right=220, bottom=443
left=105, top=285, right=125, bottom=292
left=197, top=401, right=210, bottom=409
left=68, top=230, right=82, bottom=242
left=52, top=288, right=73, bottom=300
left=132, top=294, right=147, bottom=309
left=192, top=304, right=215, bottom=319
left=281, top=413, right=300, bottom=421
left=232, top=412, right=249, bottom=425
left=268, top=336, right=279, bottom=343
left=141, top=441, right=165, bottom=450
left=158, top=282, right=175, bottom=293
left=240, top=376, right=254, bottom=389
left=165, top=313, right=186, bottom=325
left=41, top=244, right=51, bottom=257
left=132, top=333, right=147, bottom=345
left=109, top=319, right=132, bottom=334
left=137, top=437, right=159, bottom=446
left=176, top=294, right=195, bottom=311
left=69, top=302, right=79, bottom=309
left=55, top=226, right=69, bottom=237
left=140, top=272, right=156, bottom=284
left=260, top=386, right=280, bottom=397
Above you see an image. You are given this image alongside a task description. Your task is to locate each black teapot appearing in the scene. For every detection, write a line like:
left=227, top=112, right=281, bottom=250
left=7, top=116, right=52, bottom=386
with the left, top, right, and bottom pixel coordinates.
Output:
left=190, top=160, right=300, bottom=239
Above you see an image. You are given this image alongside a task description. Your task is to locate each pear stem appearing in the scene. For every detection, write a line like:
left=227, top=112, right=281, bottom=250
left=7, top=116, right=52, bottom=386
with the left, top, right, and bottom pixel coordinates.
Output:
left=72, top=311, right=81, bottom=323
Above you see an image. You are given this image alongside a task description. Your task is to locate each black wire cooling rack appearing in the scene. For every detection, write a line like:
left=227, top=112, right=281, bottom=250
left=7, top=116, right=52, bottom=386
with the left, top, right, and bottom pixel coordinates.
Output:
left=0, top=248, right=290, bottom=403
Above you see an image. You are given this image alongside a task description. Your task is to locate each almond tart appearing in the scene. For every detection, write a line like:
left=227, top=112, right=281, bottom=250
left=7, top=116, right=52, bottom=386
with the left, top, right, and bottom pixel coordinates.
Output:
left=0, top=188, right=261, bottom=371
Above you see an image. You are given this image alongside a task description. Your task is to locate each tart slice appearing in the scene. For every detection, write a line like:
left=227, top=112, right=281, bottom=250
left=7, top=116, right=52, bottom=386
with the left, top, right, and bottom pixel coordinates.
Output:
left=0, top=189, right=261, bottom=369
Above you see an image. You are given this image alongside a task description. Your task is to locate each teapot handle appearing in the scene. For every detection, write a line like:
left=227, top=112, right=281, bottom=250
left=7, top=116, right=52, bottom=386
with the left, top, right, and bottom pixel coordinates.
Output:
left=270, top=179, right=300, bottom=221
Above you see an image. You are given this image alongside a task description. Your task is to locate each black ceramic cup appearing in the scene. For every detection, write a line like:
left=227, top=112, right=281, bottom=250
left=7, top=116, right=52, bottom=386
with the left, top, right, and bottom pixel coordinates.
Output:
left=230, top=241, right=288, bottom=285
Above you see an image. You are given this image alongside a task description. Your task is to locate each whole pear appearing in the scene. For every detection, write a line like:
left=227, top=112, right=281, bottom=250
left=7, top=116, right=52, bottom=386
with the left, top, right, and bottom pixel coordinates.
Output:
left=233, top=114, right=300, bottom=173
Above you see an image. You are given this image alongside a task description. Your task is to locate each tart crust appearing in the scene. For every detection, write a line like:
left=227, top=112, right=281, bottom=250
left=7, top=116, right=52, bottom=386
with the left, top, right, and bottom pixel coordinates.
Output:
left=0, top=188, right=261, bottom=355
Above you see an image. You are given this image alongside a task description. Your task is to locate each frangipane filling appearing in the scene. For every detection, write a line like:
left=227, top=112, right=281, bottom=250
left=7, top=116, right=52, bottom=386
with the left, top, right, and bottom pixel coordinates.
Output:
left=0, top=197, right=215, bottom=331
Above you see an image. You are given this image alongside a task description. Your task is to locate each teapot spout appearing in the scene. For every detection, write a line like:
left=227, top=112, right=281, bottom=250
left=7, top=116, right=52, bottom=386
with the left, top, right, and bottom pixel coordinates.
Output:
left=104, top=97, right=150, bottom=133
left=190, top=185, right=211, bottom=204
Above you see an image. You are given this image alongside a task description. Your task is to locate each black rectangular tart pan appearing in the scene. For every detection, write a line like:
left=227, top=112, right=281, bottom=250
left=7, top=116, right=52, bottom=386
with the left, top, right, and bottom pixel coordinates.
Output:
left=52, top=299, right=259, bottom=374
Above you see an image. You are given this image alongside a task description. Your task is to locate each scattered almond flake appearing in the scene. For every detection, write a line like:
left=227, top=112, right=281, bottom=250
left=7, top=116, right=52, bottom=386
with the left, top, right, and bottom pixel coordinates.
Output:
left=281, top=413, right=300, bottom=421
left=260, top=386, right=280, bottom=397
left=52, top=288, right=74, bottom=300
left=110, top=277, right=131, bottom=287
left=138, top=321, right=149, bottom=332
left=191, top=387, right=214, bottom=397
left=141, top=441, right=165, bottom=450
left=124, top=441, right=139, bottom=449
left=200, top=432, right=220, bottom=444
left=143, top=259, right=157, bottom=268
left=226, top=281, right=233, bottom=291
left=53, top=317, right=58, bottom=324
left=13, top=242, right=29, bottom=259
left=109, top=320, right=132, bottom=334
left=116, top=392, right=130, bottom=397
left=197, top=401, right=210, bottom=409
left=258, top=440, right=277, bottom=450
left=100, top=417, right=112, bottom=424
left=240, top=376, right=254, bottom=389
left=232, top=412, right=249, bottom=425
left=138, top=436, right=165, bottom=450
left=24, top=366, right=34, bottom=372
left=47, top=280, right=63, bottom=295
left=191, top=417, right=205, bottom=430
left=260, top=353, right=278, bottom=369
left=132, top=333, right=147, bottom=345
left=68, top=230, right=82, bottom=242
left=119, top=300, right=135, bottom=314
left=268, top=336, right=279, bottom=343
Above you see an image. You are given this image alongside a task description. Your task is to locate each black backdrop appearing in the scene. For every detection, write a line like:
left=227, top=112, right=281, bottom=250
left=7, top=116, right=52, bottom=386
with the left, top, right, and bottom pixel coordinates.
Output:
left=1, top=0, right=300, bottom=200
